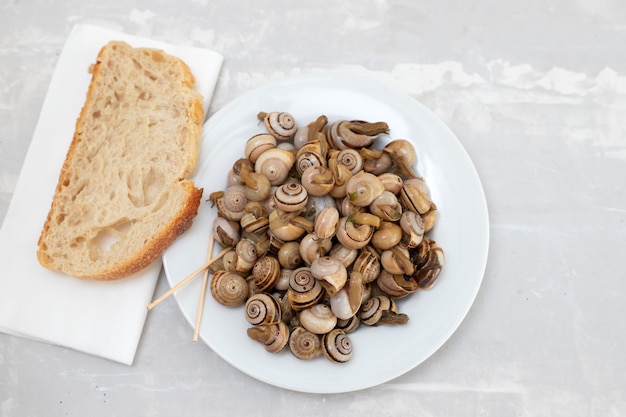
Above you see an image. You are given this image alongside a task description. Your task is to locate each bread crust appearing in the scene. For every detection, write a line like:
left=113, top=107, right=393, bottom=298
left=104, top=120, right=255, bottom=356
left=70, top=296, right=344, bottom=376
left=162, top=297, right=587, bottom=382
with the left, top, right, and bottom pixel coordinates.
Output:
left=37, top=41, right=205, bottom=280
left=81, top=182, right=203, bottom=281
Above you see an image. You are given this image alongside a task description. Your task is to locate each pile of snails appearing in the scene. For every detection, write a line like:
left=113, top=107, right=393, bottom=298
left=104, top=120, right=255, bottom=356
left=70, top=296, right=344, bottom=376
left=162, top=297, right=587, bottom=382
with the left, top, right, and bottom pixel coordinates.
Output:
left=207, top=111, right=444, bottom=363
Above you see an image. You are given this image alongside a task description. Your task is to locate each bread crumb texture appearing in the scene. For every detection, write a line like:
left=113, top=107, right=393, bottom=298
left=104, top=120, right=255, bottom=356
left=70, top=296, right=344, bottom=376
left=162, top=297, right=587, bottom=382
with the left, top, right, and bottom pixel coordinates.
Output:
left=37, top=41, right=204, bottom=280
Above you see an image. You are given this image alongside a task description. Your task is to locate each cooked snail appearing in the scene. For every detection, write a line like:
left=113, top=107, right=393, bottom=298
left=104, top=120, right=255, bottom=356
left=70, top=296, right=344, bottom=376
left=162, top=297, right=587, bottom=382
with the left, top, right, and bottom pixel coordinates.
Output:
left=258, top=111, right=297, bottom=141
left=210, top=270, right=249, bottom=307
left=247, top=321, right=290, bottom=353
left=321, top=329, right=353, bottom=363
left=288, top=267, right=324, bottom=311
left=244, top=292, right=282, bottom=325
left=207, top=112, right=445, bottom=364
left=299, top=304, right=338, bottom=334
left=245, top=133, right=277, bottom=163
left=274, top=182, right=308, bottom=213
left=255, top=148, right=295, bottom=186
left=289, top=326, right=322, bottom=360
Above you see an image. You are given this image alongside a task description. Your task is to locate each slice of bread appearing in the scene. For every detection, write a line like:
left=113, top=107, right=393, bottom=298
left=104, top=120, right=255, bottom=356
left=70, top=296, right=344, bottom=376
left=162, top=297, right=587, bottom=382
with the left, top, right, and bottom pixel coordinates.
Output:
left=37, top=41, right=204, bottom=280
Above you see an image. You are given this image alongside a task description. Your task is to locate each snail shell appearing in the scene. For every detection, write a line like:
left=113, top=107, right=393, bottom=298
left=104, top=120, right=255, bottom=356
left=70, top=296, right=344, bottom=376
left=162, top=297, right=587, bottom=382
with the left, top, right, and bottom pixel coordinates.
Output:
left=328, top=164, right=353, bottom=199
left=288, top=326, right=322, bottom=360
left=369, top=191, right=402, bottom=222
left=381, top=246, right=415, bottom=275
left=255, top=148, right=295, bottom=186
left=422, top=208, right=438, bottom=233
left=328, top=243, right=358, bottom=268
left=259, top=111, right=297, bottom=141
left=223, top=185, right=247, bottom=213
left=345, top=171, right=385, bottom=207
left=336, top=216, right=374, bottom=250
left=376, top=270, right=418, bottom=298
left=359, top=295, right=408, bottom=326
left=301, top=165, right=335, bottom=197
left=288, top=267, right=324, bottom=311
left=221, top=249, right=237, bottom=273
left=263, top=186, right=279, bottom=214
left=295, top=140, right=326, bottom=176
left=244, top=172, right=272, bottom=202
left=247, top=321, right=290, bottom=353
left=327, top=120, right=388, bottom=150
left=339, top=196, right=365, bottom=218
left=268, top=210, right=311, bottom=242
left=278, top=241, right=303, bottom=269
left=266, top=230, right=284, bottom=257
left=400, top=177, right=433, bottom=215
left=216, top=188, right=247, bottom=222
left=361, top=147, right=394, bottom=175
left=378, top=172, right=404, bottom=195
left=398, top=210, right=424, bottom=248
left=210, top=270, right=249, bottom=307
left=254, top=234, right=271, bottom=258
left=244, top=292, right=282, bottom=325
left=329, top=271, right=364, bottom=320
left=212, top=217, right=240, bottom=247
left=383, top=139, right=418, bottom=178
left=411, top=238, right=444, bottom=290
left=275, top=268, right=292, bottom=292
left=252, top=255, right=281, bottom=292
left=371, top=221, right=403, bottom=251
left=352, top=250, right=381, bottom=284
left=293, top=125, right=310, bottom=149
left=303, top=195, right=336, bottom=221
left=299, top=233, right=332, bottom=265
left=240, top=212, right=269, bottom=235
left=274, top=181, right=309, bottom=213
left=313, top=206, right=339, bottom=239
left=227, top=169, right=244, bottom=187
left=310, top=256, right=348, bottom=297
left=245, top=133, right=276, bottom=164
left=299, top=304, right=338, bottom=334
left=336, top=148, right=363, bottom=175
left=336, top=315, right=360, bottom=334
left=234, top=238, right=258, bottom=273
left=321, top=329, right=353, bottom=363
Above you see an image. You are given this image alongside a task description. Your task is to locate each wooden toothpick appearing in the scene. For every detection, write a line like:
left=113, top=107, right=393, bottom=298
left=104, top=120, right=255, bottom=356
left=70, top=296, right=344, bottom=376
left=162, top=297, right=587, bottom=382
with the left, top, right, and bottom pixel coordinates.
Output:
left=193, top=235, right=215, bottom=342
left=147, top=247, right=229, bottom=310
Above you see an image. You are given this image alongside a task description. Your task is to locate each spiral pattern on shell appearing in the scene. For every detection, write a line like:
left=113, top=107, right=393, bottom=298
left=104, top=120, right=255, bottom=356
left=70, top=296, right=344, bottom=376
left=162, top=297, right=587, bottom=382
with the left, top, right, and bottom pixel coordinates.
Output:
left=223, top=185, right=247, bottom=213
left=335, top=217, right=374, bottom=250
left=322, top=329, right=353, bottom=363
left=296, top=141, right=325, bottom=176
left=337, top=149, right=363, bottom=175
left=352, top=250, right=381, bottom=284
left=254, top=148, right=295, bottom=186
left=247, top=321, right=290, bottom=353
left=260, top=111, right=297, bottom=140
left=288, top=267, right=324, bottom=310
left=252, top=255, right=281, bottom=292
left=345, top=171, right=385, bottom=207
left=210, top=271, right=249, bottom=307
left=245, top=133, right=276, bottom=163
left=288, top=326, right=322, bottom=360
left=274, top=182, right=309, bottom=213
left=244, top=293, right=282, bottom=325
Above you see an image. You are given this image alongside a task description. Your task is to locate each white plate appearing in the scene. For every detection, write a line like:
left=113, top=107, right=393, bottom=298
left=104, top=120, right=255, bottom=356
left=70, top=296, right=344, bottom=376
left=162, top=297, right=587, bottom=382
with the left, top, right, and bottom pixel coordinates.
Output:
left=162, top=73, right=489, bottom=393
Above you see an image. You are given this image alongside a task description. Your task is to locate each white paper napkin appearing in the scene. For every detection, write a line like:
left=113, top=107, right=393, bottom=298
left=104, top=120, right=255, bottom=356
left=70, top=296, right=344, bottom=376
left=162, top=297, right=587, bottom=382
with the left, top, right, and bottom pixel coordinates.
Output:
left=0, top=24, right=223, bottom=365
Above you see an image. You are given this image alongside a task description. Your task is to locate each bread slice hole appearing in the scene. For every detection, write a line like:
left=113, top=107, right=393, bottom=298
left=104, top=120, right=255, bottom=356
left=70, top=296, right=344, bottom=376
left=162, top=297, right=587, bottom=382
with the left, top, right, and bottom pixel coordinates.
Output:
left=91, top=220, right=132, bottom=252
left=92, top=229, right=118, bottom=252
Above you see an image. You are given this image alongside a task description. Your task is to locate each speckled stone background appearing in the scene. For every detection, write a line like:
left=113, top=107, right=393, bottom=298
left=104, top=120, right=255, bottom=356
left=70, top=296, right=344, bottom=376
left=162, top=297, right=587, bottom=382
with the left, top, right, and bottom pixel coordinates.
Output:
left=1, top=0, right=625, bottom=416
